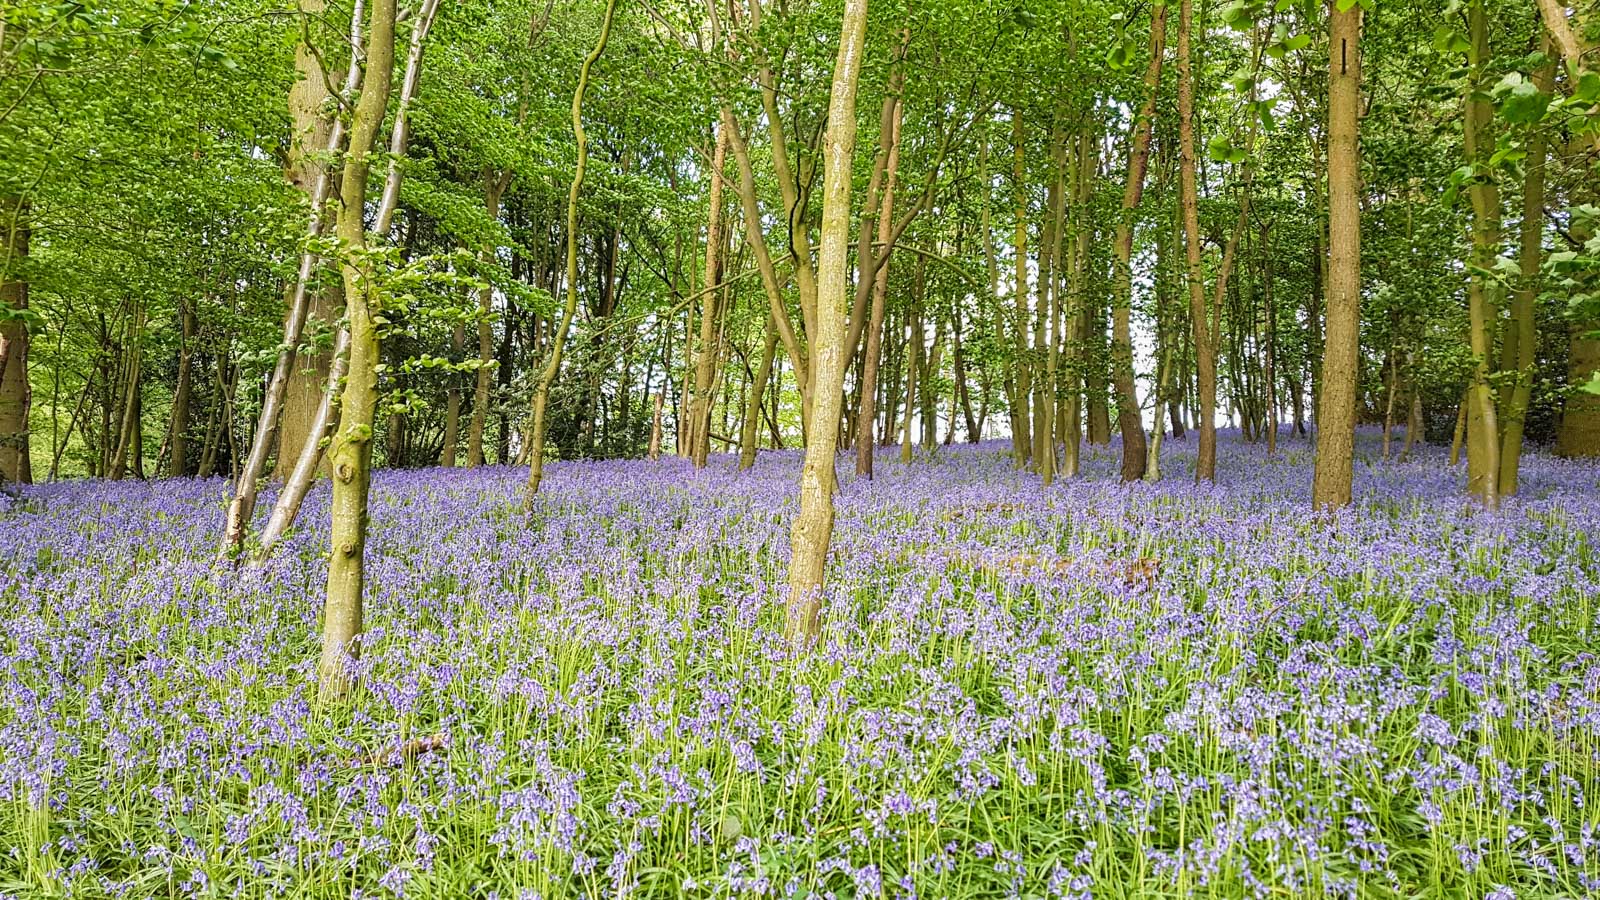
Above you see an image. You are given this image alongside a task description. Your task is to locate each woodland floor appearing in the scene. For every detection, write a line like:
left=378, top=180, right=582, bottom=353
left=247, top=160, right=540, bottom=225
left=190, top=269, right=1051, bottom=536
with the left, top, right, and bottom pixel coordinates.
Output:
left=2, top=432, right=1600, bottom=898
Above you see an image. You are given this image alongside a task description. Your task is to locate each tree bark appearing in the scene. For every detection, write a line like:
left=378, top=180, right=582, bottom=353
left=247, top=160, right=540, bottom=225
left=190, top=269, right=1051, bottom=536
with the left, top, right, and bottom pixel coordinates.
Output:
left=1498, top=51, right=1553, bottom=493
left=690, top=125, right=730, bottom=468
left=0, top=196, right=30, bottom=485
left=110, top=301, right=146, bottom=481
left=278, top=0, right=344, bottom=476
left=440, top=319, right=464, bottom=466
left=467, top=178, right=508, bottom=467
left=1461, top=0, right=1502, bottom=508
left=525, top=0, right=616, bottom=499
left=784, top=0, right=868, bottom=647
left=1177, top=0, right=1218, bottom=482
left=1010, top=110, right=1033, bottom=468
left=167, top=297, right=197, bottom=477
left=318, top=0, right=397, bottom=702
left=1312, top=0, right=1362, bottom=509
left=223, top=4, right=365, bottom=555
left=854, top=87, right=903, bottom=479
left=1111, top=4, right=1168, bottom=482
left=741, top=311, right=778, bottom=470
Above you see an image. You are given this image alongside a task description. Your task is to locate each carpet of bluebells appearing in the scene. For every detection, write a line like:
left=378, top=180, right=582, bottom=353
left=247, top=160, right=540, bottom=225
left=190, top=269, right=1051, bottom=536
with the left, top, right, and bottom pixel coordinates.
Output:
left=3, top=433, right=1600, bottom=899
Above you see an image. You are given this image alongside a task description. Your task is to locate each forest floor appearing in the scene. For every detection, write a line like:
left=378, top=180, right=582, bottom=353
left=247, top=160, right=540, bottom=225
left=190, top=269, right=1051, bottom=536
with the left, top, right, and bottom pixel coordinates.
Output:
left=2, top=433, right=1599, bottom=898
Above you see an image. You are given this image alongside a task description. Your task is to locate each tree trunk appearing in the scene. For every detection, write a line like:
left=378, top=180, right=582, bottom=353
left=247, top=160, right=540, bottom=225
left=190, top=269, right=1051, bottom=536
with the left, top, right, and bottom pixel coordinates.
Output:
left=784, top=0, right=868, bottom=647
left=525, top=0, right=616, bottom=498
left=257, top=0, right=436, bottom=556
left=741, top=312, right=778, bottom=470
left=167, top=298, right=197, bottom=477
left=690, top=125, right=730, bottom=468
left=110, top=301, right=146, bottom=481
left=224, top=7, right=366, bottom=555
left=1061, top=127, right=1095, bottom=477
left=900, top=267, right=922, bottom=464
left=648, top=392, right=664, bottom=460
left=1312, top=0, right=1362, bottom=509
left=468, top=179, right=508, bottom=467
left=259, top=328, right=349, bottom=557
left=439, top=320, right=464, bottom=466
left=1010, top=110, right=1033, bottom=468
left=1111, top=4, right=1168, bottom=482
left=854, top=89, right=902, bottom=479
left=1498, top=51, right=1553, bottom=492
left=1036, top=115, right=1066, bottom=485
left=318, top=0, right=397, bottom=702
left=0, top=197, right=31, bottom=485
left=1263, top=222, right=1278, bottom=455
left=278, top=0, right=344, bottom=477
left=1461, top=0, right=1502, bottom=508
left=1177, top=0, right=1218, bottom=482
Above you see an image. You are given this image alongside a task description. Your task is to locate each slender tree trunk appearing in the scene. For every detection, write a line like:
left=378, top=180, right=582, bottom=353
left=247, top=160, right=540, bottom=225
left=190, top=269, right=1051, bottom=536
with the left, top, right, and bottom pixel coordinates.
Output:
left=1036, top=115, right=1066, bottom=485
left=1177, top=0, right=1218, bottom=482
left=784, top=0, right=868, bottom=646
left=440, top=320, right=464, bottom=466
left=468, top=180, right=508, bottom=467
left=317, top=0, right=397, bottom=702
left=1534, top=0, right=1599, bottom=152
left=110, top=301, right=146, bottom=481
left=0, top=197, right=31, bottom=485
left=690, top=125, right=730, bottom=467
left=901, top=269, right=922, bottom=464
left=1381, top=339, right=1397, bottom=459
left=257, top=0, right=436, bottom=556
left=1263, top=222, right=1278, bottom=455
left=1010, top=110, right=1033, bottom=468
left=167, top=298, right=197, bottom=476
left=1401, top=378, right=1422, bottom=460
left=1111, top=5, right=1167, bottom=482
left=1061, top=127, right=1094, bottom=477
left=1498, top=51, right=1553, bottom=493
left=741, top=312, right=778, bottom=469
left=1312, top=0, right=1362, bottom=509
left=854, top=91, right=902, bottom=479
left=1461, top=0, right=1501, bottom=509
left=259, top=328, right=349, bottom=556
left=647, top=392, right=663, bottom=460
left=525, top=0, right=616, bottom=499
left=1450, top=392, right=1468, bottom=466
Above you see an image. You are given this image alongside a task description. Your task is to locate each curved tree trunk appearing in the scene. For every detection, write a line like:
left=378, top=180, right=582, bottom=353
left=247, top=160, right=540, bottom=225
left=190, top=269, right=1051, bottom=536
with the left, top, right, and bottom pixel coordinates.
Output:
left=525, top=0, right=617, bottom=499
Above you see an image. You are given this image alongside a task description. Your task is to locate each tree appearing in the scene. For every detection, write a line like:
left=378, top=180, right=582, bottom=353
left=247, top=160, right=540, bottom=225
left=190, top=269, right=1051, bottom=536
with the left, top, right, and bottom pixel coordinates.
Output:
left=317, top=0, right=399, bottom=702
left=524, top=0, right=618, bottom=500
left=783, top=0, right=869, bottom=647
left=0, top=197, right=27, bottom=485
left=1110, top=2, right=1168, bottom=483
left=1312, top=0, right=1362, bottom=510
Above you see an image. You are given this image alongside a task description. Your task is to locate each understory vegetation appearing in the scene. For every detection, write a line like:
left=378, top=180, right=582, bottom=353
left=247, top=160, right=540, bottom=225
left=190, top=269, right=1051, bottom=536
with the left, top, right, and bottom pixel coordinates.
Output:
left=4, top=436, right=1599, bottom=898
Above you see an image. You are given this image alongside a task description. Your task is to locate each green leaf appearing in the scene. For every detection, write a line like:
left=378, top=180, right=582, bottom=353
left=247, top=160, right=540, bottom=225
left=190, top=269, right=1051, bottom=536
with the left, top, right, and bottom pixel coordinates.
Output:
left=1432, top=25, right=1470, bottom=56
left=1207, top=134, right=1235, bottom=163
left=1577, top=71, right=1600, bottom=105
left=1492, top=72, right=1551, bottom=125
